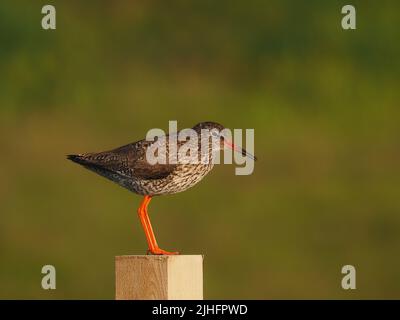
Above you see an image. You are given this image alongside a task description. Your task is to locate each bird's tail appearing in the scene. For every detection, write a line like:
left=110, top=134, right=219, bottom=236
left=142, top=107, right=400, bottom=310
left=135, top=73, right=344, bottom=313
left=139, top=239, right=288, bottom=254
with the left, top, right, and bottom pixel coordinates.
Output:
left=67, top=154, right=88, bottom=165
left=67, top=153, right=115, bottom=172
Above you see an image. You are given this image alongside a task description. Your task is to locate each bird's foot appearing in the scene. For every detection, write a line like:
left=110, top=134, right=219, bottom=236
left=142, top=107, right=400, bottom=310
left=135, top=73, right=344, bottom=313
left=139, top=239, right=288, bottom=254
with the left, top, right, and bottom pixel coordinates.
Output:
left=147, top=247, right=179, bottom=255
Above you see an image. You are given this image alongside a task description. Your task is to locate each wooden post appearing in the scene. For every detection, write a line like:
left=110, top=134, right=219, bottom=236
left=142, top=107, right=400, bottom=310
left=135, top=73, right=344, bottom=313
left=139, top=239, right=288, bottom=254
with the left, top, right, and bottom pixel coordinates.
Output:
left=115, top=255, right=203, bottom=300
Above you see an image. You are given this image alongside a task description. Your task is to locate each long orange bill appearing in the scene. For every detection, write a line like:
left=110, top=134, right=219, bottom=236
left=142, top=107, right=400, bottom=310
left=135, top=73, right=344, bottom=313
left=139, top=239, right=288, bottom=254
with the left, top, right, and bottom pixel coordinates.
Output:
left=224, top=139, right=257, bottom=161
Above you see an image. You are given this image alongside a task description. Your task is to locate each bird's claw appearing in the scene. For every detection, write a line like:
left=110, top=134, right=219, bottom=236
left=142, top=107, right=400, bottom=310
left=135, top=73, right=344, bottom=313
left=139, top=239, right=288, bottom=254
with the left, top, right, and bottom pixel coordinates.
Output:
left=147, top=248, right=179, bottom=255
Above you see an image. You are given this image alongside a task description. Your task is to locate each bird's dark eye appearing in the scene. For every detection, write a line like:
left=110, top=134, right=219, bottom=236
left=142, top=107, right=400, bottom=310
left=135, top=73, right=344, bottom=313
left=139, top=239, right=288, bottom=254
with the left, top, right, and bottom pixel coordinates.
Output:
left=211, top=131, right=219, bottom=137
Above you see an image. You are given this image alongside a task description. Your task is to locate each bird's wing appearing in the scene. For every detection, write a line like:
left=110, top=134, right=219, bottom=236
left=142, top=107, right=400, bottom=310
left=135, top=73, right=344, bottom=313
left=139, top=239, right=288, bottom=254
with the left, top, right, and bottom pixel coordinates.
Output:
left=73, top=139, right=177, bottom=180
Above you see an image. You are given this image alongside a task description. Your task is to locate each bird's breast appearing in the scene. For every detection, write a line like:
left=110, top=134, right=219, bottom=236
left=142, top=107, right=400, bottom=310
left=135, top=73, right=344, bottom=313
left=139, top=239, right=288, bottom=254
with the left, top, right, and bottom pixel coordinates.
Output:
left=131, top=163, right=214, bottom=196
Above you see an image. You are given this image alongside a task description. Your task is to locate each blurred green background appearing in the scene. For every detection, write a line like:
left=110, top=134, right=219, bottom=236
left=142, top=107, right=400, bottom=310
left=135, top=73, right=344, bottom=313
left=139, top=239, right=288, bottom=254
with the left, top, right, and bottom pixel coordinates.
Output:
left=0, top=1, right=399, bottom=299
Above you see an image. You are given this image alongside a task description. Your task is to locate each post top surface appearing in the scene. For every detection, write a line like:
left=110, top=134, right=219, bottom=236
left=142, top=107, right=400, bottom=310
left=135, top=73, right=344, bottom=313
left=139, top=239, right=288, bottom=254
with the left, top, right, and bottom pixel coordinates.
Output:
left=115, top=254, right=204, bottom=260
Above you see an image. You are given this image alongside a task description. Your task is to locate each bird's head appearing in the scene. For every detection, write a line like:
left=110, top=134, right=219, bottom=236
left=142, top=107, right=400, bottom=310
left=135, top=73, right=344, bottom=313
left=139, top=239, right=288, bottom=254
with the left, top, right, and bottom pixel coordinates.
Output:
left=192, top=121, right=257, bottom=161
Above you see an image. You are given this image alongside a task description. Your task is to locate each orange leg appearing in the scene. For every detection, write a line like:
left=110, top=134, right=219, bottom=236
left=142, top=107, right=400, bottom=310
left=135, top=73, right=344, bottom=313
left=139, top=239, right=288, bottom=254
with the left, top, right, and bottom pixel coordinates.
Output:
left=137, top=195, right=178, bottom=255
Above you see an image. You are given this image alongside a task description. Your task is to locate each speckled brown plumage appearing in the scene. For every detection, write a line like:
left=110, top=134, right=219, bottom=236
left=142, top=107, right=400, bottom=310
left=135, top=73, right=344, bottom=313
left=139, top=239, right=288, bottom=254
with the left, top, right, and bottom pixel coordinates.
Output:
left=68, top=122, right=223, bottom=196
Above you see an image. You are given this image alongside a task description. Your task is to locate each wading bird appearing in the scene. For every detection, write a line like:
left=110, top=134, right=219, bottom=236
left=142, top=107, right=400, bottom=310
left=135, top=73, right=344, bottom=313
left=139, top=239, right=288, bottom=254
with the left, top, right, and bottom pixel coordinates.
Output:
left=68, top=122, right=256, bottom=255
